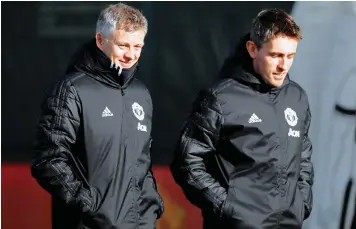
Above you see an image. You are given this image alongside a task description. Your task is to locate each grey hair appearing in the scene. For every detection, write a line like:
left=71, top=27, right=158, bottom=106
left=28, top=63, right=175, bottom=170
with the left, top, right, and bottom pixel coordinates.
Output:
left=96, top=3, right=148, bottom=38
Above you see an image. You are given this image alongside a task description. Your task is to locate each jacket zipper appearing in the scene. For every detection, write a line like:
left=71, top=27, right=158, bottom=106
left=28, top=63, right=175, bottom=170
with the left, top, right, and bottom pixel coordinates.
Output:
left=119, top=89, right=139, bottom=226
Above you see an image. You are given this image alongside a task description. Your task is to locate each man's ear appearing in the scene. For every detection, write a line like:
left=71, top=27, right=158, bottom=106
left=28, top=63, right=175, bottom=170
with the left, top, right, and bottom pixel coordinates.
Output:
left=246, top=40, right=258, bottom=59
left=95, top=32, right=104, bottom=51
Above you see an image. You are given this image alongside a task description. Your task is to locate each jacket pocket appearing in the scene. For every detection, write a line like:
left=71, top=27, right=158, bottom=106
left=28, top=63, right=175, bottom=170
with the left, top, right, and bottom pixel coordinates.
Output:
left=89, top=186, right=102, bottom=213
left=295, top=188, right=305, bottom=224
left=138, top=176, right=164, bottom=219
left=220, top=185, right=233, bottom=218
left=300, top=203, right=305, bottom=222
left=80, top=186, right=115, bottom=229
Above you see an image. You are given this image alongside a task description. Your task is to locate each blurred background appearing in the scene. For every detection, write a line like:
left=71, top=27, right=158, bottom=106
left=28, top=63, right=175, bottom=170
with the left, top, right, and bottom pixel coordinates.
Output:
left=1, top=1, right=355, bottom=229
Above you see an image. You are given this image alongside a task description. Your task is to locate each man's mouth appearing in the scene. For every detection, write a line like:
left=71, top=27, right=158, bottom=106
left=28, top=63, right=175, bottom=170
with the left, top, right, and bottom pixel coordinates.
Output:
left=119, top=61, right=134, bottom=67
left=273, top=72, right=285, bottom=78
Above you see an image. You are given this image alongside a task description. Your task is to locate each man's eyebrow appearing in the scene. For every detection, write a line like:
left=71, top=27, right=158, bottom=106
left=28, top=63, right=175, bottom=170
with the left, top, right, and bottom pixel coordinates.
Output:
left=269, top=52, right=296, bottom=56
left=115, top=41, right=144, bottom=46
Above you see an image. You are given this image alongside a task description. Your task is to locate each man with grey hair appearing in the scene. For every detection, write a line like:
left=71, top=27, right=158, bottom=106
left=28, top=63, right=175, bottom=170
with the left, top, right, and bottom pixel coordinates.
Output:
left=31, top=3, right=164, bottom=229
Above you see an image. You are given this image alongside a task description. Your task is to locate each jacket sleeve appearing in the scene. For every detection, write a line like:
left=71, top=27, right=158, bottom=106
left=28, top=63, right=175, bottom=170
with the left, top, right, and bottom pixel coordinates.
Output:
left=145, top=169, right=164, bottom=218
left=31, top=80, right=95, bottom=213
left=298, top=104, right=314, bottom=219
left=170, top=89, right=227, bottom=216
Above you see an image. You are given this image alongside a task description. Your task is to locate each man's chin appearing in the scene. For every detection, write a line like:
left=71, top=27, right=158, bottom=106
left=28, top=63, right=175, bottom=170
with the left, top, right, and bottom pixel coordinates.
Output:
left=272, top=81, right=284, bottom=88
left=267, top=78, right=285, bottom=88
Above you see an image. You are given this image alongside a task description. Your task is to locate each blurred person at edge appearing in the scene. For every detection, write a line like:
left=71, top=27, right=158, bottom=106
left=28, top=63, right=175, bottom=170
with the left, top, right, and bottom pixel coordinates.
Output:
left=31, top=3, right=164, bottom=229
left=171, top=8, right=313, bottom=229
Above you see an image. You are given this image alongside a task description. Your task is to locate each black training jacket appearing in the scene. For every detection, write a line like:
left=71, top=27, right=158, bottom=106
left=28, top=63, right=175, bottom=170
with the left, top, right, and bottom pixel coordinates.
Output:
left=31, top=40, right=164, bottom=229
left=171, top=34, right=313, bottom=229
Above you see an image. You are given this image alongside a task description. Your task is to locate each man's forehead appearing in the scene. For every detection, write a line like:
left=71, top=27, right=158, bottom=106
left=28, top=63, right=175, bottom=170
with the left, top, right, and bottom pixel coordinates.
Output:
left=263, top=36, right=299, bottom=53
left=112, top=29, right=145, bottom=42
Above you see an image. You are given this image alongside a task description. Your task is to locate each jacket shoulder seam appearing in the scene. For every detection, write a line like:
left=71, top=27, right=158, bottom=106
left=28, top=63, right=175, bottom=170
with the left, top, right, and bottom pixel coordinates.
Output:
left=211, top=78, right=236, bottom=95
left=288, top=80, right=308, bottom=96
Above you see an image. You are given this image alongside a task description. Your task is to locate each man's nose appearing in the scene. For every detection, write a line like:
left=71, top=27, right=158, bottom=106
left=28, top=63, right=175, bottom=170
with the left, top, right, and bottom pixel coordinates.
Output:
left=278, top=58, right=288, bottom=71
left=124, top=48, right=135, bottom=60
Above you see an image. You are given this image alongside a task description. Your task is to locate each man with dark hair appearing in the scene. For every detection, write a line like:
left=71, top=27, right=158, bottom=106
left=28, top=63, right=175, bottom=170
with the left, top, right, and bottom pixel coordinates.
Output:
left=31, top=3, right=164, bottom=229
left=171, top=8, right=313, bottom=229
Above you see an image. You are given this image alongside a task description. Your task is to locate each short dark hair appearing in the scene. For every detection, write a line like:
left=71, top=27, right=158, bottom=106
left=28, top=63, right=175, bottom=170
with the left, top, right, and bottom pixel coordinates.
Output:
left=250, top=8, right=302, bottom=49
